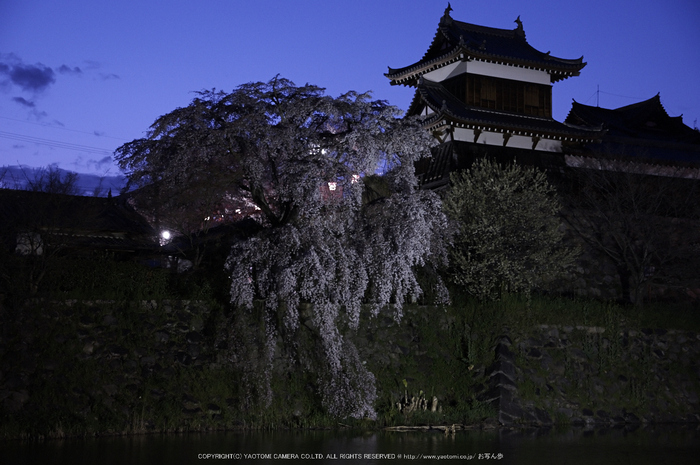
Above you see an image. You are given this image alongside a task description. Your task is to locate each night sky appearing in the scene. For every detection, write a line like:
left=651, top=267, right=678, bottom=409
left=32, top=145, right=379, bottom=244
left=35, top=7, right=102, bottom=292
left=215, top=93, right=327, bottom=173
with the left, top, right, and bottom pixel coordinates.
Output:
left=1, top=0, right=699, bottom=180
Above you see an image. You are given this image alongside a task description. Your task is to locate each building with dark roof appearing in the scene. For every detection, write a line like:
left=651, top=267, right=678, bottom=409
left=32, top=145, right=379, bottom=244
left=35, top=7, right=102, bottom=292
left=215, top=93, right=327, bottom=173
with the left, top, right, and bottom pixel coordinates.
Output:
left=0, top=189, right=157, bottom=257
left=388, top=6, right=700, bottom=189
left=564, top=94, right=700, bottom=174
left=386, top=5, right=700, bottom=303
left=386, top=5, right=603, bottom=189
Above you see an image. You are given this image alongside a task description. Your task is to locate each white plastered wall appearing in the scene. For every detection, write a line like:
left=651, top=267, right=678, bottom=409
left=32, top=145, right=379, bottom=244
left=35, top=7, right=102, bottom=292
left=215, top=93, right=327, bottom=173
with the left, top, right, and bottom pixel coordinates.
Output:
left=423, top=60, right=551, bottom=85
left=452, top=127, right=563, bottom=152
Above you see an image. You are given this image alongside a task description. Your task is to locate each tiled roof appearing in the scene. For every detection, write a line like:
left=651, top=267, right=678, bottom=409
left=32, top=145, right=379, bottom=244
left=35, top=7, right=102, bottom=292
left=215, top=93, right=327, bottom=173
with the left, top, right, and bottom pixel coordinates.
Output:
left=386, top=9, right=585, bottom=85
left=414, top=79, right=600, bottom=141
left=565, top=95, right=700, bottom=165
left=0, top=189, right=156, bottom=251
left=567, top=95, right=700, bottom=143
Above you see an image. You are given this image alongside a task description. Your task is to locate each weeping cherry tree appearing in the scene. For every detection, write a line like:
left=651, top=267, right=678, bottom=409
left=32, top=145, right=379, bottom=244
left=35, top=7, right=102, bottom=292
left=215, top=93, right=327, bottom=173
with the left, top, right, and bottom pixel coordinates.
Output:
left=115, top=77, right=449, bottom=419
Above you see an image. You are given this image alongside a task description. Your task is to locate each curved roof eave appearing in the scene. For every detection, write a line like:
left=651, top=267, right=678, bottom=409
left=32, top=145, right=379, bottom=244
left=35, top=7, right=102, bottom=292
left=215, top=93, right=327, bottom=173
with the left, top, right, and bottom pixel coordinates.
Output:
left=415, top=83, right=601, bottom=141
left=387, top=10, right=586, bottom=86
left=386, top=43, right=585, bottom=86
left=423, top=110, right=601, bottom=142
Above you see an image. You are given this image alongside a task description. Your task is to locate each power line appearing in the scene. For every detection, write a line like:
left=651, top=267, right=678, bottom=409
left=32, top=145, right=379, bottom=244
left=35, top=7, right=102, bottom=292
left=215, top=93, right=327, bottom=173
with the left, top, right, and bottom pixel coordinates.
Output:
left=598, top=90, right=648, bottom=101
left=584, top=90, right=598, bottom=105
left=0, top=130, right=114, bottom=156
left=583, top=87, right=652, bottom=108
left=0, top=115, right=129, bottom=142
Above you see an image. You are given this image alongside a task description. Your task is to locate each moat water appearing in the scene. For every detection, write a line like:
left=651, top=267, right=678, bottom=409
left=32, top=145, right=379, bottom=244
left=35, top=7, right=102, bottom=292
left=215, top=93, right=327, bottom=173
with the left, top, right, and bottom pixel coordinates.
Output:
left=3, top=425, right=699, bottom=464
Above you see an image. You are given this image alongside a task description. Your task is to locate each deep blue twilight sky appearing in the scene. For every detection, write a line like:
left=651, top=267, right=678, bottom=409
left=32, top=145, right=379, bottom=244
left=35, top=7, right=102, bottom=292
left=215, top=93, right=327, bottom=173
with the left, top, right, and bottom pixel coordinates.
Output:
left=1, top=0, right=699, bottom=184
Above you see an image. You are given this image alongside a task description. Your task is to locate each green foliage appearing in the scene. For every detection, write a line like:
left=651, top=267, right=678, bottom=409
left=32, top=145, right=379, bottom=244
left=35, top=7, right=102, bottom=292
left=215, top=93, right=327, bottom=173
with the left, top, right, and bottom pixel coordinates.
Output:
left=362, top=303, right=497, bottom=428
left=561, top=159, right=700, bottom=306
left=1, top=254, right=225, bottom=303
left=3, top=289, right=698, bottom=438
left=443, top=159, right=579, bottom=300
left=50, top=258, right=170, bottom=300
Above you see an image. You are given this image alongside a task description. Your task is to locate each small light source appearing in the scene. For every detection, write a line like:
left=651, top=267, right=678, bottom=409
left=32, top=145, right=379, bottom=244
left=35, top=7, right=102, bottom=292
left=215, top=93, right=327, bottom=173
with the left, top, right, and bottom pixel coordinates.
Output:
left=328, top=182, right=337, bottom=191
left=159, top=230, right=172, bottom=246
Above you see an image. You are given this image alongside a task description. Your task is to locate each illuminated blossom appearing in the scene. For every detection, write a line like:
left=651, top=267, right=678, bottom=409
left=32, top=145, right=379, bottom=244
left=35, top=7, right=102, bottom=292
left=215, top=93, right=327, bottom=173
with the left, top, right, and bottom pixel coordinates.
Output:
left=116, top=77, right=449, bottom=418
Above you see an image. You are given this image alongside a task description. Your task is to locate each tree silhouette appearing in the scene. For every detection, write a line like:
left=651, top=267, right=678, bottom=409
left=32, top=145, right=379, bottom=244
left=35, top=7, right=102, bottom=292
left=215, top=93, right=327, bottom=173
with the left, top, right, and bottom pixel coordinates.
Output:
left=562, top=157, right=700, bottom=305
left=115, top=77, right=449, bottom=418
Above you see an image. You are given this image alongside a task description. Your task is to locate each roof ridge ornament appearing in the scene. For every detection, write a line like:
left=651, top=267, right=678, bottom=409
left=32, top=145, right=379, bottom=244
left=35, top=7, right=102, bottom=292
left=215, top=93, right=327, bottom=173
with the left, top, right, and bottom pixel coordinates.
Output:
left=514, top=15, right=525, bottom=38
left=444, top=2, right=453, bottom=17
left=440, top=3, right=453, bottom=26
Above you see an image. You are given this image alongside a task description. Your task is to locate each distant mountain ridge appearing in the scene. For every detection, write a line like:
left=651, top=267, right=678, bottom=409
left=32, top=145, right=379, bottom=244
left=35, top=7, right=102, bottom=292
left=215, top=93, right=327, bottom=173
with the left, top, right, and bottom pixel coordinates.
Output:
left=0, top=165, right=127, bottom=197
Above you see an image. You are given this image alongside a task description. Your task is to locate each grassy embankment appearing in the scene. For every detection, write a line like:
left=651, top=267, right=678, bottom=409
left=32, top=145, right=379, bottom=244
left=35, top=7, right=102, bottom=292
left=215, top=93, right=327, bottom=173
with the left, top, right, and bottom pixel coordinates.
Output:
left=1, top=257, right=699, bottom=439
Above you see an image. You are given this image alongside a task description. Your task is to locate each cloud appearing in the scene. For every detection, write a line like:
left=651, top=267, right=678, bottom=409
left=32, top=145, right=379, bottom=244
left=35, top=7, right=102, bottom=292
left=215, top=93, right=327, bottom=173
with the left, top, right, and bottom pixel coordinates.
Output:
left=0, top=53, right=55, bottom=93
left=90, top=155, right=115, bottom=168
left=95, top=156, right=113, bottom=167
left=99, top=73, right=120, bottom=81
left=12, top=96, right=35, bottom=107
left=9, top=64, right=55, bottom=92
left=1, top=54, right=119, bottom=99
left=29, top=109, right=48, bottom=120
left=83, top=60, right=102, bottom=70
left=58, top=64, right=82, bottom=75
left=80, top=61, right=120, bottom=80
left=74, top=155, right=117, bottom=174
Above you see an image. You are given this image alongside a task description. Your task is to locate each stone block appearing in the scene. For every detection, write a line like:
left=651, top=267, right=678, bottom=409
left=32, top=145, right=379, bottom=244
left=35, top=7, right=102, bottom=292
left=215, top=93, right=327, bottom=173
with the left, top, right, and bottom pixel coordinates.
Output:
left=534, top=407, right=552, bottom=425
left=495, top=343, right=514, bottom=362
left=494, top=378, right=517, bottom=394
left=499, top=401, right=525, bottom=425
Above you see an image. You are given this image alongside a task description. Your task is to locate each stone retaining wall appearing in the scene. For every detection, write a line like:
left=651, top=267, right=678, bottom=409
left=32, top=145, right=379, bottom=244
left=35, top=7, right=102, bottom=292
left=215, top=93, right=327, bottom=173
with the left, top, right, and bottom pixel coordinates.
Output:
left=0, top=300, right=221, bottom=433
left=479, top=324, right=700, bottom=426
left=1, top=300, right=699, bottom=437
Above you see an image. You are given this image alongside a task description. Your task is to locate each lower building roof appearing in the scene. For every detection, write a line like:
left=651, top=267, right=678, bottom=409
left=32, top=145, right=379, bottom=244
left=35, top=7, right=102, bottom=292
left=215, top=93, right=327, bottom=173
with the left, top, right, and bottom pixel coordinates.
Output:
left=565, top=95, right=700, bottom=166
left=413, top=78, right=601, bottom=142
